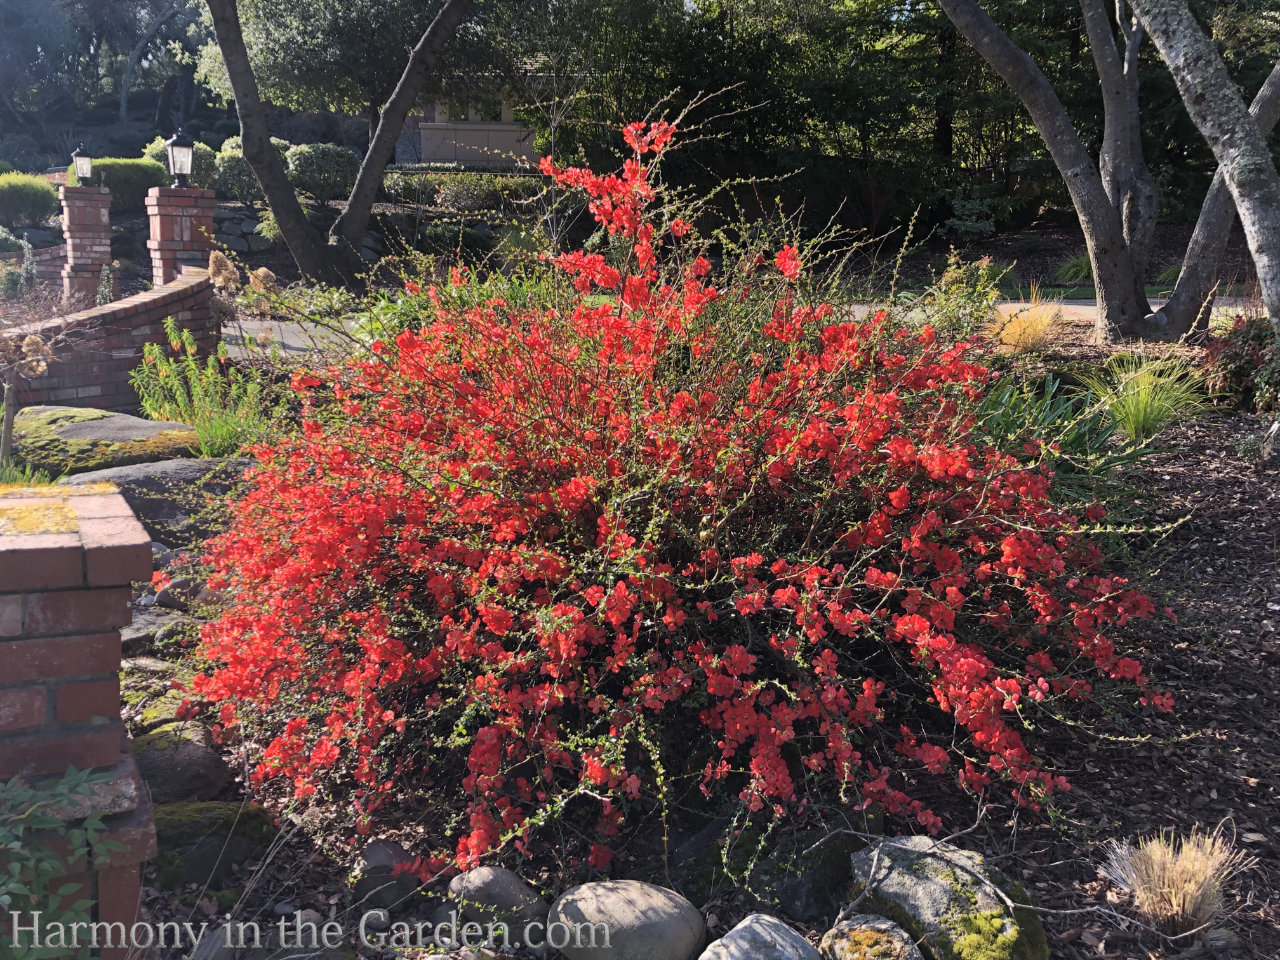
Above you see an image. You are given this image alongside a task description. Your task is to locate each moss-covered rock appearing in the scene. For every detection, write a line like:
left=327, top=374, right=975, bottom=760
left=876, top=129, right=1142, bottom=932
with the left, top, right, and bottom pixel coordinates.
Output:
left=14, top=406, right=198, bottom=476
left=845, top=837, right=1048, bottom=960
left=151, top=801, right=278, bottom=890
left=820, top=915, right=925, bottom=960
left=135, top=721, right=231, bottom=803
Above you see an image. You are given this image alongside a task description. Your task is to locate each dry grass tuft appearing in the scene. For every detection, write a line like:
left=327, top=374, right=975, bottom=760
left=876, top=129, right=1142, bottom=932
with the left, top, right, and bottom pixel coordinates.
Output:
left=1101, top=825, right=1257, bottom=938
left=987, top=283, right=1061, bottom=352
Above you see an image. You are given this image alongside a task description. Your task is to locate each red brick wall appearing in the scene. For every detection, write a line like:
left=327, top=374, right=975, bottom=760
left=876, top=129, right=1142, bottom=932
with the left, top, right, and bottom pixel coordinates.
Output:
left=0, top=488, right=157, bottom=960
left=8, top=267, right=217, bottom=412
left=0, top=244, right=67, bottom=284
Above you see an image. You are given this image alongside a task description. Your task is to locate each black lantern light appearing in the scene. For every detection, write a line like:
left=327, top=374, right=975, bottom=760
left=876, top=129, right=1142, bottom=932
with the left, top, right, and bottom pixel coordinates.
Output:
left=164, top=129, right=195, bottom=188
left=70, top=142, right=92, bottom=182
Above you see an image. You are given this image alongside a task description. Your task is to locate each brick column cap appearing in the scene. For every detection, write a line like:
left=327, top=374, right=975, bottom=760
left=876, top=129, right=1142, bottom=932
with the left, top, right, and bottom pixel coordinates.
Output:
left=59, top=186, right=111, bottom=199
left=0, top=487, right=152, bottom=591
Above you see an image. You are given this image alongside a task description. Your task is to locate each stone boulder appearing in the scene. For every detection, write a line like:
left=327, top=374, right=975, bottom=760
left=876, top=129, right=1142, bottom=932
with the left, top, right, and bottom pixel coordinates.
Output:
left=16, top=406, right=198, bottom=476
left=668, top=817, right=875, bottom=921
left=353, top=838, right=419, bottom=912
left=134, top=721, right=231, bottom=803
left=449, top=866, right=548, bottom=937
left=820, top=915, right=925, bottom=960
left=151, top=801, right=277, bottom=890
left=61, top=457, right=252, bottom=547
left=548, top=879, right=704, bottom=960
left=698, top=914, right=819, bottom=960
left=846, top=837, right=1048, bottom=960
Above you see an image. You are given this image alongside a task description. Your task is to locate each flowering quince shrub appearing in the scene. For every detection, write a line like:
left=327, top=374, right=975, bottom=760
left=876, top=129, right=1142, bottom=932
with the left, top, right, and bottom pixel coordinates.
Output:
left=193, top=121, right=1168, bottom=874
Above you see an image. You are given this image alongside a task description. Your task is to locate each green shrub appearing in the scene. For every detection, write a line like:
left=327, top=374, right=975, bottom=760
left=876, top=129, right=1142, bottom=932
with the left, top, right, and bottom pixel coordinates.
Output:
left=1078, top=352, right=1209, bottom=443
left=0, top=225, right=23, bottom=253
left=284, top=142, right=360, bottom=203
left=1, top=767, right=125, bottom=960
left=68, top=158, right=167, bottom=213
left=130, top=316, right=280, bottom=457
left=1055, top=250, right=1094, bottom=286
left=383, top=169, right=542, bottom=212
left=417, top=221, right=497, bottom=260
left=922, top=251, right=1008, bottom=339
left=1155, top=263, right=1181, bottom=286
left=1202, top=312, right=1280, bottom=413
left=0, top=172, right=58, bottom=228
left=142, top=136, right=217, bottom=191
left=220, top=135, right=291, bottom=159
left=214, top=148, right=262, bottom=203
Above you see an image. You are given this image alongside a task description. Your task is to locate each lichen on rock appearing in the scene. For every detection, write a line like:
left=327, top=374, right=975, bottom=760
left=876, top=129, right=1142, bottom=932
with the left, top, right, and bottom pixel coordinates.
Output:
left=844, top=837, right=1048, bottom=960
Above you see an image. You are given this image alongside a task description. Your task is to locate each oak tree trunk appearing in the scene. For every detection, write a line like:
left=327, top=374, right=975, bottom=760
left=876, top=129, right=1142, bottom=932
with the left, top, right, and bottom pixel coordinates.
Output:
left=204, top=0, right=351, bottom=283
left=330, top=0, right=473, bottom=255
left=1132, top=0, right=1280, bottom=330
left=1148, top=58, right=1280, bottom=336
left=938, top=0, right=1146, bottom=341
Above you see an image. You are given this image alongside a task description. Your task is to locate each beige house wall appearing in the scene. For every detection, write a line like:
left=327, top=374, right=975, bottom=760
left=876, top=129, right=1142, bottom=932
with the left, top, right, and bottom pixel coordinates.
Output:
left=420, top=100, right=534, bottom=167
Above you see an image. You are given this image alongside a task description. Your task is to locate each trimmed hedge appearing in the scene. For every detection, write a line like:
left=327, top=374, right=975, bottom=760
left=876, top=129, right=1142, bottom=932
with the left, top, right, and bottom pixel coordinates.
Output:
left=214, top=148, right=262, bottom=204
left=220, top=135, right=291, bottom=160
left=285, top=142, right=360, bottom=203
left=0, top=172, right=58, bottom=228
left=69, top=158, right=168, bottom=213
left=142, top=137, right=217, bottom=191
left=383, top=168, right=541, bottom=212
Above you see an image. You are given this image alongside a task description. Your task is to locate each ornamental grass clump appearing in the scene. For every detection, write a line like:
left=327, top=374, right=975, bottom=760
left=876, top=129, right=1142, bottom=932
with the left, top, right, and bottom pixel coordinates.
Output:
left=1078, top=351, right=1209, bottom=444
left=1102, top=826, right=1257, bottom=938
left=193, top=123, right=1167, bottom=876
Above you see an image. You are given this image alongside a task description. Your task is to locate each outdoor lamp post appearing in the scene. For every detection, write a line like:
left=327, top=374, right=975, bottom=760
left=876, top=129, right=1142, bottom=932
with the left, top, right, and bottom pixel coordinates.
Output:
left=164, top=129, right=195, bottom=188
left=70, top=142, right=92, bottom=182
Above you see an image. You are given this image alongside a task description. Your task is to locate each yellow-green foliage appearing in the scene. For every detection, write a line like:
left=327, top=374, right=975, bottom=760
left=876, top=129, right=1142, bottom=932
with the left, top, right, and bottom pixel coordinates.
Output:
left=0, top=172, right=57, bottom=228
left=949, top=911, right=1020, bottom=960
left=68, top=158, right=168, bottom=213
left=130, top=316, right=278, bottom=457
left=1078, top=351, right=1209, bottom=444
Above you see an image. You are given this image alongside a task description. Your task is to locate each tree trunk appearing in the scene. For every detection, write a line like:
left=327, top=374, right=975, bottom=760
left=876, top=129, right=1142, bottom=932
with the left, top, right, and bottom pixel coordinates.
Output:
left=1079, top=0, right=1157, bottom=316
left=204, top=0, right=350, bottom=283
left=119, top=0, right=184, bottom=123
left=1, top=371, right=17, bottom=469
left=330, top=0, right=473, bottom=254
left=938, top=0, right=1145, bottom=341
left=934, top=22, right=957, bottom=161
left=1146, top=59, right=1280, bottom=337
left=1132, top=0, right=1280, bottom=330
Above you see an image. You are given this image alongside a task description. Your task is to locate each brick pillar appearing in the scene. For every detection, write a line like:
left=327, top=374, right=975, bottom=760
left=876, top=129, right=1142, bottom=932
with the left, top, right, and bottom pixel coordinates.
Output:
left=145, top=187, right=216, bottom=287
left=0, top=488, right=157, bottom=959
left=60, top=186, right=112, bottom=305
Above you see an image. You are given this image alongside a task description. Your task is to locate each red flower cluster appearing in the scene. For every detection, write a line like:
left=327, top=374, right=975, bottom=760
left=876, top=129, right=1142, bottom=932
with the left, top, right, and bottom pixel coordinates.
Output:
left=194, top=124, right=1165, bottom=869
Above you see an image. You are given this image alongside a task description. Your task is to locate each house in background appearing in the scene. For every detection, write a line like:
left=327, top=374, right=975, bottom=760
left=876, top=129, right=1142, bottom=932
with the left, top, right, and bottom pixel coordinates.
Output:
left=417, top=99, right=534, bottom=168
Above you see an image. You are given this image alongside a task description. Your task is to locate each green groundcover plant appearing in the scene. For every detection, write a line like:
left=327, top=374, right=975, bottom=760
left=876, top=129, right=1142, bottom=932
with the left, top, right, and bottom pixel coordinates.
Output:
left=189, top=123, right=1169, bottom=878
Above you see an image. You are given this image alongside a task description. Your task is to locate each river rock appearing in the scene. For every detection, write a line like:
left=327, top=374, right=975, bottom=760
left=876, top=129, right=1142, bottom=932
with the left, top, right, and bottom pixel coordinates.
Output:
left=135, top=721, right=230, bottom=803
left=820, top=915, right=925, bottom=960
left=698, top=914, right=819, bottom=960
left=449, top=866, right=547, bottom=935
left=846, top=837, right=1048, bottom=960
left=16, top=406, right=197, bottom=476
left=354, top=839, right=419, bottom=911
left=549, top=879, right=704, bottom=960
